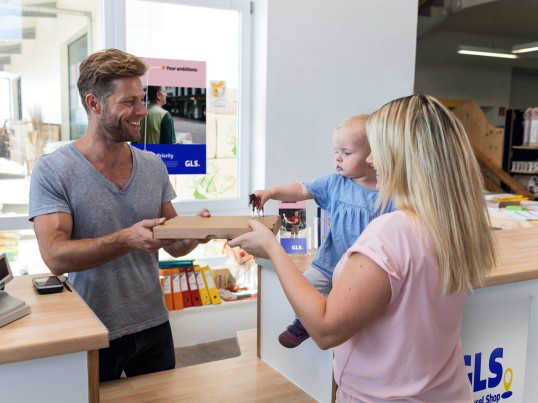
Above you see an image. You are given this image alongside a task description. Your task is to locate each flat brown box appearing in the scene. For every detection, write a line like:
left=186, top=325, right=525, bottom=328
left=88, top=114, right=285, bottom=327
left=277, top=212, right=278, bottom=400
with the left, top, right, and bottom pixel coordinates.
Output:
left=153, top=215, right=280, bottom=240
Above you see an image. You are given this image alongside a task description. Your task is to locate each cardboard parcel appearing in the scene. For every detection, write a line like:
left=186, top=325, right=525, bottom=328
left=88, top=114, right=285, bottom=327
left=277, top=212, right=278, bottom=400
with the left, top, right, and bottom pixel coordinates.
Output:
left=153, top=215, right=280, bottom=240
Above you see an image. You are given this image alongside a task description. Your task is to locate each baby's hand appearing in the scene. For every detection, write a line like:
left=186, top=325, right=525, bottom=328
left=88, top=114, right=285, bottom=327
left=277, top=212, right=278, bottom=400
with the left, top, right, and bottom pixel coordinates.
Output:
left=254, top=189, right=273, bottom=209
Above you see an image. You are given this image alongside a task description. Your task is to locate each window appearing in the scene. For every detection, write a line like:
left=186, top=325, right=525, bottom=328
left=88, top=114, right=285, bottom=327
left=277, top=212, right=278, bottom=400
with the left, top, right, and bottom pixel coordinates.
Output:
left=119, top=0, right=252, bottom=214
left=0, top=1, right=101, bottom=273
left=68, top=34, right=89, bottom=140
left=0, top=0, right=251, bottom=272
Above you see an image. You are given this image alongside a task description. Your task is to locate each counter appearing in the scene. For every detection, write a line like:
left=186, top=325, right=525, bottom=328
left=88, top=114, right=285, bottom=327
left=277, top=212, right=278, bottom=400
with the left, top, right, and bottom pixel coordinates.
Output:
left=0, top=275, right=109, bottom=403
left=258, top=225, right=538, bottom=402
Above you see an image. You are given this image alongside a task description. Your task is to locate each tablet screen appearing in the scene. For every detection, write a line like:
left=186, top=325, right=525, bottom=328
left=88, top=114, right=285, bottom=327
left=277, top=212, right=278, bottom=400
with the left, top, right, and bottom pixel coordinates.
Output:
left=0, top=253, right=14, bottom=290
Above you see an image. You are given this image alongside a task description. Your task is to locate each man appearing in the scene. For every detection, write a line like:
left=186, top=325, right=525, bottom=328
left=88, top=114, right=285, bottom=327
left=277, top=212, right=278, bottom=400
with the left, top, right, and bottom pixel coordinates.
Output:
left=29, top=48, right=209, bottom=382
left=139, top=85, right=176, bottom=144
left=282, top=211, right=301, bottom=238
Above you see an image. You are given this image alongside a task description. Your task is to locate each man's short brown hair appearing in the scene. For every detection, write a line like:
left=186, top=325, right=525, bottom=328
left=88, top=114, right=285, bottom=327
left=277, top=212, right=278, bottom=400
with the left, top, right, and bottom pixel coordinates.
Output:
left=77, top=48, right=148, bottom=114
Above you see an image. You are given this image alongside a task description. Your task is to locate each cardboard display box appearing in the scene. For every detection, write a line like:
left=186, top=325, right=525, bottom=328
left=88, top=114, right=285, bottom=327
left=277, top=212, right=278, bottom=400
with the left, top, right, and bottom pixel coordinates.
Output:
left=153, top=215, right=280, bottom=240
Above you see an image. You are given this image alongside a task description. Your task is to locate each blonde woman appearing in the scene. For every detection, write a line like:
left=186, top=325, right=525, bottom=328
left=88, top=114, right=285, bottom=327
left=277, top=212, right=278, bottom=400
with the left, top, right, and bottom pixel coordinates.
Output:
left=230, top=94, right=496, bottom=401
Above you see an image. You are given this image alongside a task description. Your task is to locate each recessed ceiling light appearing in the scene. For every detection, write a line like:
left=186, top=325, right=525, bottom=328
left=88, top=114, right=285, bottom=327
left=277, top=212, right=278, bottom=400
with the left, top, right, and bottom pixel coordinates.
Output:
left=457, top=45, right=518, bottom=59
left=512, top=41, right=538, bottom=54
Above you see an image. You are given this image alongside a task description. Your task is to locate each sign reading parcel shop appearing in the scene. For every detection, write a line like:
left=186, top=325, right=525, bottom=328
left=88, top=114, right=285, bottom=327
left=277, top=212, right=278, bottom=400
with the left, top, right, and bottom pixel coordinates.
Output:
left=461, top=297, right=530, bottom=403
left=133, top=57, right=207, bottom=175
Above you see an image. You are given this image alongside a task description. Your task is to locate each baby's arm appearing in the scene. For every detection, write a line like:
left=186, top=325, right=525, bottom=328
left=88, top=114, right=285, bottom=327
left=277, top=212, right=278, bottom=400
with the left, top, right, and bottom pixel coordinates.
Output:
left=254, top=183, right=313, bottom=209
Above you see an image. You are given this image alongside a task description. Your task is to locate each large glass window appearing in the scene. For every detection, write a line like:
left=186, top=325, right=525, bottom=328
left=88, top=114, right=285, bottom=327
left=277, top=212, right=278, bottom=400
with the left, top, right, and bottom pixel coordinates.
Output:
left=122, top=0, right=251, bottom=213
left=0, top=0, right=251, bottom=272
left=0, top=1, right=102, bottom=272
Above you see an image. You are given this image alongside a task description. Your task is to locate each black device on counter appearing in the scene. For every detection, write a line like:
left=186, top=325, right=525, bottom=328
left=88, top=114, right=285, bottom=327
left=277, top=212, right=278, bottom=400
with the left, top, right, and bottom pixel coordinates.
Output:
left=32, top=276, right=64, bottom=294
left=0, top=253, right=14, bottom=291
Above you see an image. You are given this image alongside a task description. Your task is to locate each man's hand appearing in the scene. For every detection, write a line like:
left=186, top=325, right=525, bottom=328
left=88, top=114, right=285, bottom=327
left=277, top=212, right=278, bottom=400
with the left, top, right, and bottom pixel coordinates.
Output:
left=163, top=209, right=212, bottom=256
left=127, top=217, right=174, bottom=253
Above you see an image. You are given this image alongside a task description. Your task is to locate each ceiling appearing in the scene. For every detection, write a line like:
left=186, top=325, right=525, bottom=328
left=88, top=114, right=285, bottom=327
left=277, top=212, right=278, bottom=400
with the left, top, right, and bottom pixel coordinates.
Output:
left=417, top=0, right=538, bottom=71
left=439, top=0, right=538, bottom=39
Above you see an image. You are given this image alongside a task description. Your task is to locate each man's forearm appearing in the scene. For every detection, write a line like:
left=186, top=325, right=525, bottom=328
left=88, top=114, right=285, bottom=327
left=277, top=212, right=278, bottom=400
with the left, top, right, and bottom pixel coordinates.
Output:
left=42, top=228, right=133, bottom=275
left=164, top=238, right=199, bottom=258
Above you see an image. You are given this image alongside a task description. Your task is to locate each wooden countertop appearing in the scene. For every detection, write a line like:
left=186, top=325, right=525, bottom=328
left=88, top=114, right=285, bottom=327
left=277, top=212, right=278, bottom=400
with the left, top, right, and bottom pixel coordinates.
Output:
left=0, top=274, right=109, bottom=365
left=286, top=225, right=538, bottom=288
left=485, top=226, right=538, bottom=287
left=100, top=328, right=316, bottom=402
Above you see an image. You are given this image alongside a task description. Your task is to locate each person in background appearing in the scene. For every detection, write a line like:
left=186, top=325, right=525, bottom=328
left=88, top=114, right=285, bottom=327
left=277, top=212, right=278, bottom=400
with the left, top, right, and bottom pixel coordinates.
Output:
left=139, top=85, right=176, bottom=144
left=29, top=48, right=209, bottom=382
left=281, top=210, right=302, bottom=238
left=231, top=94, right=497, bottom=401
left=252, top=114, right=392, bottom=348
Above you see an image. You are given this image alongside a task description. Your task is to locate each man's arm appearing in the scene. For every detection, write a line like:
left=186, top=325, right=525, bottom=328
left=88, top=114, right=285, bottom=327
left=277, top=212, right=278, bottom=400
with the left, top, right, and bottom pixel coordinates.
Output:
left=33, top=212, right=174, bottom=276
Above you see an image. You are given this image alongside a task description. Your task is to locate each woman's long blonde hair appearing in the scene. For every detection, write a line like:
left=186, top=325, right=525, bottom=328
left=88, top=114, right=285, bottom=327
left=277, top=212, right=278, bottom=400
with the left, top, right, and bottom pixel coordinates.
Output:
left=367, top=95, right=497, bottom=293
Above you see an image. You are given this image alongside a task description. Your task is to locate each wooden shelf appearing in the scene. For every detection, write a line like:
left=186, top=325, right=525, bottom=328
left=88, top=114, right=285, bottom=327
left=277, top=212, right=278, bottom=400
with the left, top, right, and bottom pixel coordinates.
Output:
left=513, top=145, right=538, bottom=150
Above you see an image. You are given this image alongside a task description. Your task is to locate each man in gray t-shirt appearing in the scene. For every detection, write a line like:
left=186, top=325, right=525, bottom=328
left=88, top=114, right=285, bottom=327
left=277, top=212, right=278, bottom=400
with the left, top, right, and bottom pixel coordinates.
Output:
left=29, top=49, right=209, bottom=382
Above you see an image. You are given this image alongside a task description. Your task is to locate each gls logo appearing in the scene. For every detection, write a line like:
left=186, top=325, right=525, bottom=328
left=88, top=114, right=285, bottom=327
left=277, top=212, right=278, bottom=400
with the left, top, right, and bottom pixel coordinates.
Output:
left=291, top=245, right=304, bottom=250
left=465, top=347, right=513, bottom=402
left=185, top=160, right=199, bottom=167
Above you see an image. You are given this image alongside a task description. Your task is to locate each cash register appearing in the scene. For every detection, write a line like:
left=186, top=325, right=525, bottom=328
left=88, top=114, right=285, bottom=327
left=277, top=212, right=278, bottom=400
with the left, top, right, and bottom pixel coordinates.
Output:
left=0, top=253, right=31, bottom=327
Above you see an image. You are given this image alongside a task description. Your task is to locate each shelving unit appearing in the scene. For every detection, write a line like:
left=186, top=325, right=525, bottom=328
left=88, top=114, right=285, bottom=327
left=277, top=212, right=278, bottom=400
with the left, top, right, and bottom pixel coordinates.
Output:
left=169, top=298, right=257, bottom=348
left=502, top=109, right=538, bottom=198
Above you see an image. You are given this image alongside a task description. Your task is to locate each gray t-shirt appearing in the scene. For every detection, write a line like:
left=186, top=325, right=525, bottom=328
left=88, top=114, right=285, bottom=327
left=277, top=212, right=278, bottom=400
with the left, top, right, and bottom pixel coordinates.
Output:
left=29, top=143, right=176, bottom=340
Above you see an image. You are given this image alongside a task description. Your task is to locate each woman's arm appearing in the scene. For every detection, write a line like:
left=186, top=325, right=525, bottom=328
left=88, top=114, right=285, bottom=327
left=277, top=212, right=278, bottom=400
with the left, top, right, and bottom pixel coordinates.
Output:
left=229, top=220, right=391, bottom=349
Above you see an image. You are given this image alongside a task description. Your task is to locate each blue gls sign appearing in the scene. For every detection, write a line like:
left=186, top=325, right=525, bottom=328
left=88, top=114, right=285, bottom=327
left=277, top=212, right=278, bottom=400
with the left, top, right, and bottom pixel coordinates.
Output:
left=464, top=347, right=513, bottom=402
left=132, top=144, right=206, bottom=174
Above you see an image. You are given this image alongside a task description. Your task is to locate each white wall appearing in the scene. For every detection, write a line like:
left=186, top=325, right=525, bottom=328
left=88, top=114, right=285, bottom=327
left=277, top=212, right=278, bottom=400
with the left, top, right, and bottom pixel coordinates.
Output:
left=252, top=0, right=417, bottom=226
left=511, top=72, right=538, bottom=110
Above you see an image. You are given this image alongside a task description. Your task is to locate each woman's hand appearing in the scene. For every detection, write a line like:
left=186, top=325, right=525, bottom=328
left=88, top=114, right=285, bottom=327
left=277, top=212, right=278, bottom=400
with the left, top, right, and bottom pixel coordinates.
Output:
left=229, top=219, right=279, bottom=259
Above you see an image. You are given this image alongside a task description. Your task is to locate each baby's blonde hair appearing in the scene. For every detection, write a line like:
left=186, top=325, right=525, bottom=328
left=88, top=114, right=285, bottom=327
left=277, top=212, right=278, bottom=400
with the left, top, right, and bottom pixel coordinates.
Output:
left=336, top=114, right=369, bottom=131
left=367, top=95, right=497, bottom=293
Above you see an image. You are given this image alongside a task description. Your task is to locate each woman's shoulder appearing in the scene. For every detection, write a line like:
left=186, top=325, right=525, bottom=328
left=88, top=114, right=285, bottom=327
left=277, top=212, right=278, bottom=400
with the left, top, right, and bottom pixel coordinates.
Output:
left=367, top=211, right=417, bottom=233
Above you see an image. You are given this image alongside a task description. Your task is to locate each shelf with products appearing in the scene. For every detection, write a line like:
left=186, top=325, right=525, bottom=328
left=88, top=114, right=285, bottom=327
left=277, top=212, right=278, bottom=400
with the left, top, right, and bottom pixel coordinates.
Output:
left=511, top=170, right=538, bottom=175
left=513, top=146, right=538, bottom=150
left=502, top=109, right=538, bottom=198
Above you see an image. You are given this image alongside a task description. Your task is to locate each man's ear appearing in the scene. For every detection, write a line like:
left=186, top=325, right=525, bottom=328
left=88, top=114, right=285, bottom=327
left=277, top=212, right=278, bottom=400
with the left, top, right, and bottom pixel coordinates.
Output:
left=86, top=94, right=101, bottom=114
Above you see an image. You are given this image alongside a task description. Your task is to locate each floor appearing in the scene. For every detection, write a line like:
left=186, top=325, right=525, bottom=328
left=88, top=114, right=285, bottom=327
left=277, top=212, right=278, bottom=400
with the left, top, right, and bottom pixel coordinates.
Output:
left=101, top=329, right=317, bottom=402
left=174, top=337, right=240, bottom=368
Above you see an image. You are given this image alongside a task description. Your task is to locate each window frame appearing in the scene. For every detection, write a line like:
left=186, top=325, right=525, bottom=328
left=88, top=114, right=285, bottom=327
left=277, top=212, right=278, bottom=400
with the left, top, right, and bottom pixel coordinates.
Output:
left=104, top=0, right=253, bottom=216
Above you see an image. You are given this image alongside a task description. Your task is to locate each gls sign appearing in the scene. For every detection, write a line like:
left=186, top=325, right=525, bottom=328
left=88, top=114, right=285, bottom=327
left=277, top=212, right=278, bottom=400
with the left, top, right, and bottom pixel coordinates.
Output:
left=132, top=144, right=207, bottom=174
left=465, top=347, right=513, bottom=402
left=280, top=238, right=307, bottom=255
left=185, top=160, right=199, bottom=167
left=461, top=297, right=530, bottom=403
